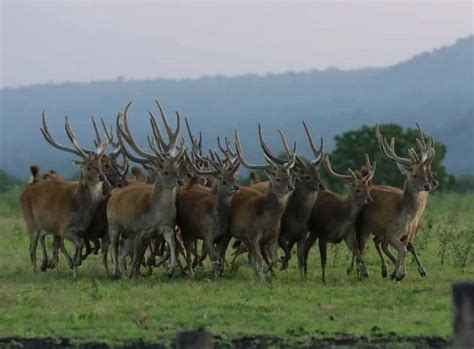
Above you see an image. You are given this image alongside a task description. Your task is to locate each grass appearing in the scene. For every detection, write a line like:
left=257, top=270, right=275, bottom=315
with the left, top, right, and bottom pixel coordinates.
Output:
left=0, top=190, right=472, bottom=346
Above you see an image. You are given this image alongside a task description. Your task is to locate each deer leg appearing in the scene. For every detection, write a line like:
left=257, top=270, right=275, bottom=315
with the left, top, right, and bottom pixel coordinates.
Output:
left=388, top=237, right=407, bottom=281
left=130, top=235, right=147, bottom=278
left=39, top=234, right=49, bottom=272
left=203, top=235, right=219, bottom=277
left=407, top=242, right=426, bottom=277
left=344, top=231, right=368, bottom=277
left=318, top=238, right=328, bottom=283
left=304, top=232, right=317, bottom=279
left=197, top=243, right=208, bottom=267
left=373, top=237, right=388, bottom=278
left=57, top=238, right=74, bottom=269
left=101, top=237, right=110, bottom=275
left=108, top=227, right=121, bottom=279
left=162, top=227, right=177, bottom=277
left=29, top=228, right=41, bottom=274
left=279, top=236, right=293, bottom=271
left=183, top=237, right=195, bottom=278
left=250, top=236, right=265, bottom=282
left=119, top=236, right=134, bottom=274
left=92, top=239, right=100, bottom=255
left=215, top=236, right=232, bottom=274
left=296, top=237, right=307, bottom=281
left=48, top=236, right=61, bottom=271
left=82, top=238, right=92, bottom=260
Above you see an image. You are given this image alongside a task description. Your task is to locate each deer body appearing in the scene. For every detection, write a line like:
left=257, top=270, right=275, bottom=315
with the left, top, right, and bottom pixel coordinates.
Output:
left=352, top=124, right=437, bottom=281
left=20, top=174, right=104, bottom=277
left=304, top=155, right=376, bottom=283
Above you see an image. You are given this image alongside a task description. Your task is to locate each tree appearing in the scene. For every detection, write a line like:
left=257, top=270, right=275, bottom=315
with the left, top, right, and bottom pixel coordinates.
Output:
left=0, top=169, right=22, bottom=193
left=324, top=124, right=447, bottom=192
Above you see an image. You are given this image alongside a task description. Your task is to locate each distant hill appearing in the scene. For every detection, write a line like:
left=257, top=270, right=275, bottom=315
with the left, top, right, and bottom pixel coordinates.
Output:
left=1, top=36, right=473, bottom=179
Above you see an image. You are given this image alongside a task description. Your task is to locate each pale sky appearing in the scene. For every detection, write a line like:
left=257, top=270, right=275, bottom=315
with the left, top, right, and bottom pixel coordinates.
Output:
left=1, top=1, right=472, bottom=88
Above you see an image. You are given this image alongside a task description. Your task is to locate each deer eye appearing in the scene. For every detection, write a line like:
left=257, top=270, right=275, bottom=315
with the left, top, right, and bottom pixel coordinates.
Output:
left=163, top=171, right=169, bottom=175
left=222, top=180, right=228, bottom=185
left=355, top=189, right=361, bottom=193
left=305, top=176, right=311, bottom=180
left=87, top=166, right=91, bottom=171
left=276, top=178, right=281, bottom=182
left=413, top=175, right=418, bottom=179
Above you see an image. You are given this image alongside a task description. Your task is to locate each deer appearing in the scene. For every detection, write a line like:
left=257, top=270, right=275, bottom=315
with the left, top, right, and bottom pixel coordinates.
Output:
left=107, top=100, right=186, bottom=278
left=304, top=154, right=376, bottom=283
left=19, top=112, right=108, bottom=277
left=38, top=117, right=130, bottom=274
left=352, top=124, right=437, bottom=281
left=217, top=125, right=296, bottom=281
left=248, top=122, right=325, bottom=279
left=176, top=150, right=240, bottom=277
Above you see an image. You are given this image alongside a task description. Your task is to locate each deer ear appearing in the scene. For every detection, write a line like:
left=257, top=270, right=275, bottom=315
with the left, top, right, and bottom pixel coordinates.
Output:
left=397, top=162, right=412, bottom=175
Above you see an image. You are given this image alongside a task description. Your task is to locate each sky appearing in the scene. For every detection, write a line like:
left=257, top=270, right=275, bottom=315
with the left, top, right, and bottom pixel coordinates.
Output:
left=1, top=1, right=472, bottom=88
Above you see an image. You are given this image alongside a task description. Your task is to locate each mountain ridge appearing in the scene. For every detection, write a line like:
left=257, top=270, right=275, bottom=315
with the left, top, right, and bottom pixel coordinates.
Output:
left=1, top=36, right=472, bottom=178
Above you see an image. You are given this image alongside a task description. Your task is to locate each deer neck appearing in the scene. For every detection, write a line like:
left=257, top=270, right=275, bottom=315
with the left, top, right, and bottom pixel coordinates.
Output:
left=213, top=189, right=234, bottom=237
left=286, top=182, right=318, bottom=222
left=264, top=185, right=292, bottom=221
left=401, top=180, right=429, bottom=221
left=150, top=179, right=177, bottom=210
left=344, top=194, right=365, bottom=222
left=75, top=174, right=104, bottom=218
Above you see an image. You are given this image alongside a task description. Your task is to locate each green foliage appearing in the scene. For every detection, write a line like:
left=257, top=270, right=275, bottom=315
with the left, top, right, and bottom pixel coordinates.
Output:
left=0, top=169, right=22, bottom=193
left=0, top=192, right=472, bottom=344
left=325, top=124, right=447, bottom=192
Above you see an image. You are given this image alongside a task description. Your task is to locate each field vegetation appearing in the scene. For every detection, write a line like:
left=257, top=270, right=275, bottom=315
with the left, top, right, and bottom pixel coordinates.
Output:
left=0, top=188, right=472, bottom=346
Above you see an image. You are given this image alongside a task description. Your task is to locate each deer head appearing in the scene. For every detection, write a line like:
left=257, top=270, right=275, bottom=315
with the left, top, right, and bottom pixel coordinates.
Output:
left=91, top=116, right=129, bottom=187
left=376, top=123, right=437, bottom=192
left=117, top=101, right=186, bottom=189
left=325, top=154, right=376, bottom=205
left=235, top=125, right=297, bottom=195
left=292, top=121, right=325, bottom=191
left=41, top=112, right=108, bottom=184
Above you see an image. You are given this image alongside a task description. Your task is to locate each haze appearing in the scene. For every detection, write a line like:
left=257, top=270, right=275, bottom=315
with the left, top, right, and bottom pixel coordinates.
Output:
left=1, top=1, right=472, bottom=88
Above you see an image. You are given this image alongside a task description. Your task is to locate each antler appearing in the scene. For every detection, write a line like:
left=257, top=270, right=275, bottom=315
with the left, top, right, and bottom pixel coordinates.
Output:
left=362, top=153, right=376, bottom=181
left=302, top=121, right=324, bottom=165
left=116, top=103, right=161, bottom=162
left=415, top=123, right=435, bottom=163
left=153, top=100, right=181, bottom=154
left=375, top=125, right=413, bottom=166
left=324, top=155, right=354, bottom=181
left=41, top=111, right=87, bottom=158
left=184, top=117, right=203, bottom=156
left=64, top=116, right=98, bottom=158
left=257, top=124, right=297, bottom=167
left=234, top=129, right=271, bottom=170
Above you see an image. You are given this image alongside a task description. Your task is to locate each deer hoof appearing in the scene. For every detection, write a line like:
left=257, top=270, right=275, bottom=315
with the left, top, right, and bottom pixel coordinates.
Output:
left=395, top=273, right=406, bottom=281
left=40, top=260, right=48, bottom=272
left=381, top=269, right=388, bottom=278
left=419, top=268, right=427, bottom=277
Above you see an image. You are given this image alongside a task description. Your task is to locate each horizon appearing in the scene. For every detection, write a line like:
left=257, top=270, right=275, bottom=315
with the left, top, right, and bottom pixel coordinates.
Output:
left=2, top=1, right=473, bottom=88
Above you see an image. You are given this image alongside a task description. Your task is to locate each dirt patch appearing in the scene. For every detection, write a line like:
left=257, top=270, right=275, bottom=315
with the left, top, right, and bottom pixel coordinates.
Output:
left=0, top=333, right=449, bottom=349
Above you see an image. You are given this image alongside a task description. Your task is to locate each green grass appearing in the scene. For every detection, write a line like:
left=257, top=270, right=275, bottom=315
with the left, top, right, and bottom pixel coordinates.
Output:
left=0, top=190, right=472, bottom=346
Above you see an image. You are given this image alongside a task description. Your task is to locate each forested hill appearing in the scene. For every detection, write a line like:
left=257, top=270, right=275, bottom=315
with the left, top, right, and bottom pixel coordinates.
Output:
left=1, top=36, right=472, bottom=178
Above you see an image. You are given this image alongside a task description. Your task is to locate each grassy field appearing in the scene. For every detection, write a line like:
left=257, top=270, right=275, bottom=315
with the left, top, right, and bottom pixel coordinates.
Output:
left=0, top=187, right=472, bottom=346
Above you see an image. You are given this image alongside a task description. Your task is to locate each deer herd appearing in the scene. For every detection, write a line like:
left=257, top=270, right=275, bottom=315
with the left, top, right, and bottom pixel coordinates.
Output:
left=19, top=100, right=438, bottom=282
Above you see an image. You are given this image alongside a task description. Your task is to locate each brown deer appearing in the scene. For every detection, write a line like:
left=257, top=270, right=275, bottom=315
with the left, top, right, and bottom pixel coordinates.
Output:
left=304, top=154, right=376, bottom=283
left=249, top=122, right=325, bottom=279
left=353, top=124, right=437, bottom=281
left=107, top=100, right=186, bottom=278
left=177, top=151, right=240, bottom=277
left=20, top=112, right=108, bottom=277
left=218, top=125, right=296, bottom=281
left=41, top=117, right=130, bottom=273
